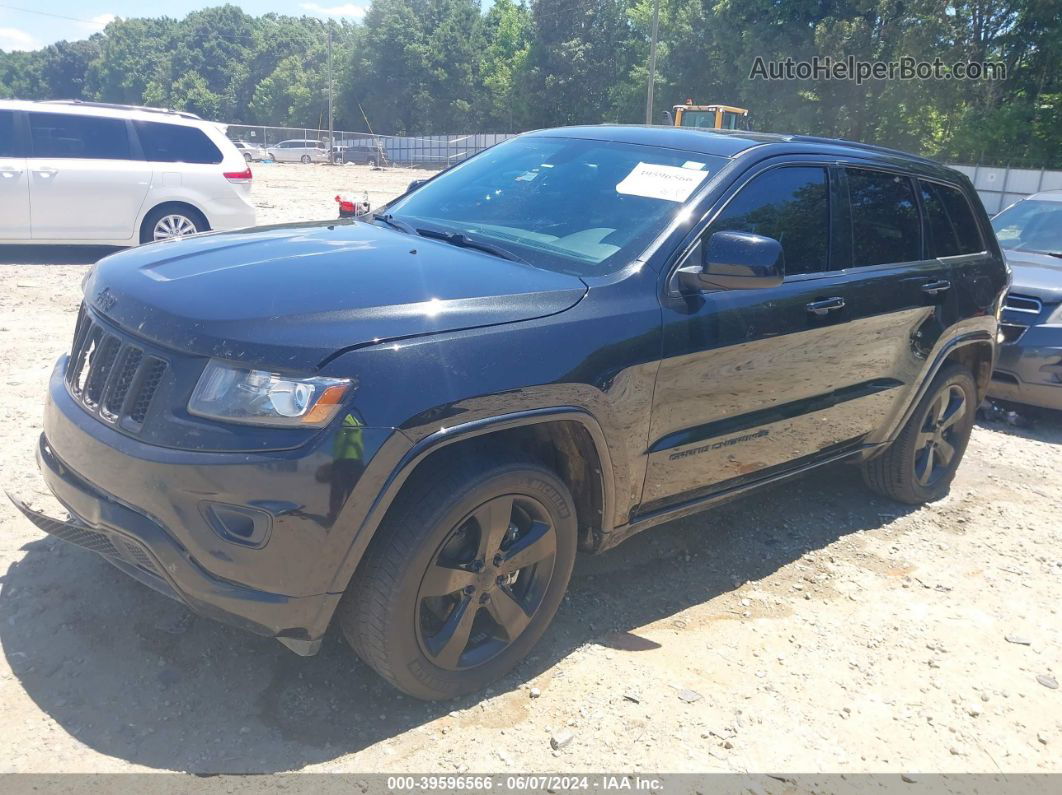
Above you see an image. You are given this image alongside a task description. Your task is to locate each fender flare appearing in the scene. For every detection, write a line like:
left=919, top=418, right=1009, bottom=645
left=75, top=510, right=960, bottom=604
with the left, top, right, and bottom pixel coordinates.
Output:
left=879, top=329, right=995, bottom=449
left=325, top=406, right=616, bottom=595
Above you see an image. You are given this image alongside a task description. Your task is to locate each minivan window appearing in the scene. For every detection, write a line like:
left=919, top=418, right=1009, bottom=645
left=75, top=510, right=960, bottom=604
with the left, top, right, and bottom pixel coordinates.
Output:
left=135, top=121, right=222, bottom=164
left=706, top=166, right=829, bottom=275
left=0, top=110, right=18, bottom=157
left=847, top=169, right=921, bottom=266
left=28, top=112, right=131, bottom=160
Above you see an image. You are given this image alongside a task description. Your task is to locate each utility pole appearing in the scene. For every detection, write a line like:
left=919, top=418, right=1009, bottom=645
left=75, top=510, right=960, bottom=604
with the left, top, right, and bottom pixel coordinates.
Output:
left=644, top=0, right=660, bottom=125
left=327, top=23, right=335, bottom=162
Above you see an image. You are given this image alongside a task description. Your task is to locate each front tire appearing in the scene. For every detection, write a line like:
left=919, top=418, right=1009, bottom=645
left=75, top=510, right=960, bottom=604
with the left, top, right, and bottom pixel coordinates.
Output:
left=862, top=363, right=977, bottom=504
left=339, top=455, right=578, bottom=700
left=301, top=154, right=312, bottom=164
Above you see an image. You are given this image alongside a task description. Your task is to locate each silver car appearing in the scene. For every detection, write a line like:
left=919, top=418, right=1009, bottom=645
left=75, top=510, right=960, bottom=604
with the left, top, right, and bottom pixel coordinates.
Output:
left=988, top=190, right=1062, bottom=410
left=232, top=139, right=268, bottom=162
left=267, top=139, right=330, bottom=164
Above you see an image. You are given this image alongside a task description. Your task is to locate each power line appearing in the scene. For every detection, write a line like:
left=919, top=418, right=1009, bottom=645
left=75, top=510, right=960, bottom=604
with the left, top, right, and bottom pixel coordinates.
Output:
left=0, top=3, right=110, bottom=27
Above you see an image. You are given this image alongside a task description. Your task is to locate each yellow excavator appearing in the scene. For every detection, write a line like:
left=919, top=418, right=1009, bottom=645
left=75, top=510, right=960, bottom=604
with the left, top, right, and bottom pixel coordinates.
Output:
left=664, top=101, right=750, bottom=130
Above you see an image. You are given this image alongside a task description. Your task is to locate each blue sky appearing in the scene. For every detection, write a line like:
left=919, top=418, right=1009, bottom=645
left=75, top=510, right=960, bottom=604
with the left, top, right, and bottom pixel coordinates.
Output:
left=0, top=1, right=369, bottom=51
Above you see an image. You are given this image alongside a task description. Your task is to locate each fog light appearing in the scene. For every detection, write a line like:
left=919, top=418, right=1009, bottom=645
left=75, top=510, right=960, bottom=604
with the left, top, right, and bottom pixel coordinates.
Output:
left=201, top=502, right=272, bottom=548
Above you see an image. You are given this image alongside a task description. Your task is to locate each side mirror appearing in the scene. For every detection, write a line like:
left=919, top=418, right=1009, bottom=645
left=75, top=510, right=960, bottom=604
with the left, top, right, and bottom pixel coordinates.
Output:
left=661, top=110, right=674, bottom=126
left=406, top=178, right=427, bottom=194
left=677, top=230, right=784, bottom=292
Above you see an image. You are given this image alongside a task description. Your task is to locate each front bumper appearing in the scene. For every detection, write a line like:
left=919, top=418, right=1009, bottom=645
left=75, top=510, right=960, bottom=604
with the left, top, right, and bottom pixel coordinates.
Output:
left=987, top=325, right=1062, bottom=410
left=10, top=357, right=408, bottom=652
left=10, top=440, right=336, bottom=654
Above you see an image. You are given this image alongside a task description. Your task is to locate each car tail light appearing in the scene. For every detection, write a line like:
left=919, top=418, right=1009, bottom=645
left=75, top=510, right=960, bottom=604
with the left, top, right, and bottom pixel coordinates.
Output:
left=224, top=167, right=253, bottom=183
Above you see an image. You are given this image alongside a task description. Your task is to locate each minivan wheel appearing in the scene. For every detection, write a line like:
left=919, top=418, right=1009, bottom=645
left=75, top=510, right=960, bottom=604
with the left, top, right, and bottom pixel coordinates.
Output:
left=242, top=151, right=253, bottom=162
left=862, top=363, right=976, bottom=504
left=140, top=205, right=207, bottom=243
left=301, top=154, right=312, bottom=164
left=339, top=455, right=578, bottom=700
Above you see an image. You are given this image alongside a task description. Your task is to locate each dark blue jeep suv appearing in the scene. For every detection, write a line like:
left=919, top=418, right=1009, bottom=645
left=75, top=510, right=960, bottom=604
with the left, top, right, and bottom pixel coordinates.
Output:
left=12, top=126, right=1007, bottom=699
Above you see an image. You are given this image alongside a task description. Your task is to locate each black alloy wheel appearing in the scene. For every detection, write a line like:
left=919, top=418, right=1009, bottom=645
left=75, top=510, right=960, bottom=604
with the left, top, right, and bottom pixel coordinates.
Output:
left=913, top=383, right=968, bottom=487
left=339, top=455, right=578, bottom=699
left=415, top=494, right=557, bottom=670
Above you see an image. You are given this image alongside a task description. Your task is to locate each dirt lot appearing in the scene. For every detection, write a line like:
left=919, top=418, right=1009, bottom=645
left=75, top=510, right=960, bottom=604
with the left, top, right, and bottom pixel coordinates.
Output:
left=0, top=164, right=1059, bottom=774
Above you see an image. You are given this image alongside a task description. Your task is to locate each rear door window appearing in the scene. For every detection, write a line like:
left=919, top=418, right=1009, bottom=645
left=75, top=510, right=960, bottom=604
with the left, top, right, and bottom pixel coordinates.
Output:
left=846, top=169, right=921, bottom=266
left=707, top=166, right=830, bottom=276
left=28, top=112, right=131, bottom=160
left=134, top=121, right=222, bottom=164
left=0, top=110, right=20, bottom=157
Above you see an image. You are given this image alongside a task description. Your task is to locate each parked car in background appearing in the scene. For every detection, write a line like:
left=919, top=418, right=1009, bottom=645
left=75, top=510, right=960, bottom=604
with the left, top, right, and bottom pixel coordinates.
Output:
left=11, top=126, right=1005, bottom=700
left=336, top=141, right=384, bottom=164
left=267, top=139, right=329, bottom=163
left=988, top=190, right=1062, bottom=410
left=0, top=99, right=255, bottom=244
left=232, top=139, right=268, bottom=162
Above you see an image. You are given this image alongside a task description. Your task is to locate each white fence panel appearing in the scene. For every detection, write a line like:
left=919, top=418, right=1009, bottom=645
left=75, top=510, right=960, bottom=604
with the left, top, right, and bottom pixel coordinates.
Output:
left=946, top=164, right=1062, bottom=215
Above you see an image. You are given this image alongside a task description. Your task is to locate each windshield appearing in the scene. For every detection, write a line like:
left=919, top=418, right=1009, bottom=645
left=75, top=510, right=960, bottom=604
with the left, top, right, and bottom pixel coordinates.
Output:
left=992, top=199, right=1062, bottom=257
left=387, top=136, right=727, bottom=275
left=679, top=110, right=717, bottom=129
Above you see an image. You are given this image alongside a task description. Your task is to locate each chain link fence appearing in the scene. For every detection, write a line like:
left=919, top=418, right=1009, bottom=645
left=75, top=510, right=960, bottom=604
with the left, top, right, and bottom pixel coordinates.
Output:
left=223, top=124, right=1061, bottom=215
left=224, top=124, right=516, bottom=168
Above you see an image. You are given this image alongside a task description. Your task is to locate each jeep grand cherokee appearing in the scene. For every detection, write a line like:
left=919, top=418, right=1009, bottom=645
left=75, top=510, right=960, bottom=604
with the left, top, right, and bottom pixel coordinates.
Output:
left=10, top=126, right=1007, bottom=699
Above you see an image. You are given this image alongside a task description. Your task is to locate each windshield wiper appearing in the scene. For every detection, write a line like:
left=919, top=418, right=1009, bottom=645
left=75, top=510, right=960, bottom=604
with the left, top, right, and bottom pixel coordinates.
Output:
left=369, top=212, right=417, bottom=235
left=415, top=227, right=529, bottom=264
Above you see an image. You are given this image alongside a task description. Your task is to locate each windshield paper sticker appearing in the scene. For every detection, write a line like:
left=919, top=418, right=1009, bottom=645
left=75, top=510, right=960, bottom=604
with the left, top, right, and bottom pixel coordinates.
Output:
left=617, top=162, right=710, bottom=202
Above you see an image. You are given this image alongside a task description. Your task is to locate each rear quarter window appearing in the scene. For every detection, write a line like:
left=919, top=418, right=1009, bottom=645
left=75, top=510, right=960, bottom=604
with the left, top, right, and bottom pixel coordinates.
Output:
left=923, top=181, right=983, bottom=255
left=134, top=121, right=223, bottom=164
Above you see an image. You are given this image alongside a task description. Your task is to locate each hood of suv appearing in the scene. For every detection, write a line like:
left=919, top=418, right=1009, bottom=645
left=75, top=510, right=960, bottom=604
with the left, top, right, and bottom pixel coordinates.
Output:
left=1003, top=249, right=1062, bottom=304
left=84, top=220, right=588, bottom=370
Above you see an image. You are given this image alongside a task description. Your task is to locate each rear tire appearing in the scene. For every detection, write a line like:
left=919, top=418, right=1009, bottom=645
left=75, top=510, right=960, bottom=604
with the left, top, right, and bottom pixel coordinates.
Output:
left=139, top=204, right=207, bottom=244
left=862, top=363, right=976, bottom=504
left=339, top=454, right=578, bottom=700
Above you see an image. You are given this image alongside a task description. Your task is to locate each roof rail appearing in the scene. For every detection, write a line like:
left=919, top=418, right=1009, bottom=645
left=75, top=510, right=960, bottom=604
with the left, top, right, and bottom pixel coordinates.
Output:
left=787, top=133, right=940, bottom=165
left=37, top=99, right=203, bottom=121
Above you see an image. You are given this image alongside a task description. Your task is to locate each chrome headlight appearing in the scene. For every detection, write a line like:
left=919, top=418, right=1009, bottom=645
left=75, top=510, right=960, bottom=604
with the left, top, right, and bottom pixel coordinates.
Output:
left=189, top=360, right=351, bottom=427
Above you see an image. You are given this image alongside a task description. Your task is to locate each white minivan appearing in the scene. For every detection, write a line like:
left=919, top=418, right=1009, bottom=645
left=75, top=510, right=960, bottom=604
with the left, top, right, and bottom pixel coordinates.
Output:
left=267, top=139, right=330, bottom=164
left=0, top=100, right=256, bottom=245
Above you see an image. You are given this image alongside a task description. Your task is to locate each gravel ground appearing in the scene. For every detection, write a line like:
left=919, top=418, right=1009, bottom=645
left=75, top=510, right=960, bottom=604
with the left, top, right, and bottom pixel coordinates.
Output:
left=0, top=164, right=1059, bottom=774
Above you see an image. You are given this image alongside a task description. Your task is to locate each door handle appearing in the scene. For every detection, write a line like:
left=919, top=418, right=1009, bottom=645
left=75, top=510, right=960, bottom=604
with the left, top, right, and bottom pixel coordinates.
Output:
left=922, top=279, right=951, bottom=296
left=33, top=166, right=58, bottom=177
left=806, top=297, right=846, bottom=316
left=0, top=167, right=22, bottom=178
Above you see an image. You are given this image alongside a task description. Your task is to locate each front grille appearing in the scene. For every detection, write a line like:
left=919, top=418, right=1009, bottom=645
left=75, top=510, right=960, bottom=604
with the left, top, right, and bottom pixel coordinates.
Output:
left=1003, top=293, right=1042, bottom=314
left=66, top=304, right=167, bottom=430
left=15, top=500, right=162, bottom=576
left=51, top=521, right=123, bottom=558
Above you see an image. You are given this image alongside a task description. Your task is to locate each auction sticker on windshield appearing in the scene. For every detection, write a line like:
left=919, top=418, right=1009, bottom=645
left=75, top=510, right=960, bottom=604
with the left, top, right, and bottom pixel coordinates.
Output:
left=616, top=162, right=710, bottom=202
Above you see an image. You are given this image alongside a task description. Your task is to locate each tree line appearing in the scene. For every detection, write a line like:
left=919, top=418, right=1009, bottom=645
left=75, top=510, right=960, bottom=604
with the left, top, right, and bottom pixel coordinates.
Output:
left=0, top=1, right=1059, bottom=167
